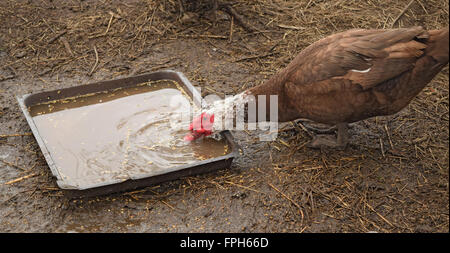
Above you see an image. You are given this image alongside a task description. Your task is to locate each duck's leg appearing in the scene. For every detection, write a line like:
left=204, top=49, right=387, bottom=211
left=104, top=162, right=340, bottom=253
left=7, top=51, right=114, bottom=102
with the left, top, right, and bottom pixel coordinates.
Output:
left=307, top=123, right=349, bottom=150
left=336, top=123, right=349, bottom=147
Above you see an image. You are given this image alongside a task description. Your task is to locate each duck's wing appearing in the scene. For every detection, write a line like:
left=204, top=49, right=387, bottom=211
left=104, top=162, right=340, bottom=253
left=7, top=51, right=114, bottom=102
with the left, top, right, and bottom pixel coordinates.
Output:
left=285, top=26, right=429, bottom=90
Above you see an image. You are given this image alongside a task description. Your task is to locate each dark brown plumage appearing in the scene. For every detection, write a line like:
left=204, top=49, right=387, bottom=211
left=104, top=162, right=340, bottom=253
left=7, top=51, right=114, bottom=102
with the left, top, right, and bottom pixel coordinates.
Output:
left=246, top=26, right=449, bottom=149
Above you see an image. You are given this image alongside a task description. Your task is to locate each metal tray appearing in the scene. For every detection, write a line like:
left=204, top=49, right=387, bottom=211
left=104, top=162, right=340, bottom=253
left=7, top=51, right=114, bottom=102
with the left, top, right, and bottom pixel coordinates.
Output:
left=16, top=70, right=239, bottom=197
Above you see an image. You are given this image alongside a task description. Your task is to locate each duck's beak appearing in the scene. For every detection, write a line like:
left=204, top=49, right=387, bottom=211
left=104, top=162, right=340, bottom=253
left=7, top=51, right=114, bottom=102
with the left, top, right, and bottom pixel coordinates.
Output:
left=183, top=131, right=204, bottom=142
left=184, top=112, right=215, bottom=142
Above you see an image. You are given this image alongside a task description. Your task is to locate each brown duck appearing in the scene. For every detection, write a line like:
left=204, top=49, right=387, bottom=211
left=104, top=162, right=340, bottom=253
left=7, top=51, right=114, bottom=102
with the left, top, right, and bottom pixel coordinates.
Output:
left=185, top=26, right=449, bottom=149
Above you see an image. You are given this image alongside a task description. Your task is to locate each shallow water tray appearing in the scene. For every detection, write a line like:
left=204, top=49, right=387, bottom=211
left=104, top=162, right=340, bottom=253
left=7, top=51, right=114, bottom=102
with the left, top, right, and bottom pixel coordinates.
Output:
left=17, top=70, right=239, bottom=197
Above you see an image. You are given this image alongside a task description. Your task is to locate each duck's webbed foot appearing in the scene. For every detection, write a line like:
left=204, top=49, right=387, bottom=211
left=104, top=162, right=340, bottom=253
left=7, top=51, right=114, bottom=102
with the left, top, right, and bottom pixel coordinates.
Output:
left=307, top=123, right=349, bottom=150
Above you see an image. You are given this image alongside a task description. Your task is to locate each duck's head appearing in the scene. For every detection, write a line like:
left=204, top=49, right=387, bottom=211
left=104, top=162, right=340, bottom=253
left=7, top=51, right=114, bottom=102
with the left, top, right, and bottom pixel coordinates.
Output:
left=184, top=112, right=215, bottom=141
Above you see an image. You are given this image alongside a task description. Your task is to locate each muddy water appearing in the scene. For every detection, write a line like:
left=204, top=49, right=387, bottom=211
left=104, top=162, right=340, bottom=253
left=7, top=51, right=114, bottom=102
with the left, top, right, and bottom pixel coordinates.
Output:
left=29, top=80, right=229, bottom=190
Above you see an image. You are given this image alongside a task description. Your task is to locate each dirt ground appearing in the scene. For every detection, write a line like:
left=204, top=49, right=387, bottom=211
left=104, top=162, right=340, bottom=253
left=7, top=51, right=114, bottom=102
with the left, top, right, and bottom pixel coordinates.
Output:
left=0, top=0, right=448, bottom=233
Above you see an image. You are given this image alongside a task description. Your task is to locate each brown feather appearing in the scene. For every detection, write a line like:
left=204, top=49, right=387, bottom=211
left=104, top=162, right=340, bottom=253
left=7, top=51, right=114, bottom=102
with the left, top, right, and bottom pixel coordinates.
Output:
left=246, top=26, right=449, bottom=126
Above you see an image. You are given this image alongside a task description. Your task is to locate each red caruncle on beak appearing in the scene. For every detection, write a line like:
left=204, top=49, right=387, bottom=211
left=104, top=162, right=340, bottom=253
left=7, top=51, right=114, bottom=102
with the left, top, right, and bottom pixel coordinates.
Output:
left=184, top=112, right=215, bottom=141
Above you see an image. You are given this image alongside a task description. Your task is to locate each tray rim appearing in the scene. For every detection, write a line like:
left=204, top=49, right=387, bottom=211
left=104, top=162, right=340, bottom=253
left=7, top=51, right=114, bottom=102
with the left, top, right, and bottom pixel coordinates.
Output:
left=16, top=70, right=240, bottom=193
